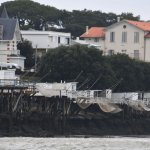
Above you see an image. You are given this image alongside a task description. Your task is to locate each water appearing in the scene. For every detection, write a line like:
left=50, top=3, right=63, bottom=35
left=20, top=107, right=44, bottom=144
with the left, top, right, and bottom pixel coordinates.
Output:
left=0, top=137, right=150, bottom=150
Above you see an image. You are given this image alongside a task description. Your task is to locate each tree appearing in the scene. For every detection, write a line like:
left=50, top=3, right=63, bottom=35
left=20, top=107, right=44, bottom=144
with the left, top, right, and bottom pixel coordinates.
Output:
left=17, top=40, right=34, bottom=68
left=0, top=0, right=141, bottom=36
left=1, top=0, right=61, bottom=30
left=38, top=45, right=150, bottom=92
left=107, top=54, right=150, bottom=92
left=120, top=13, right=140, bottom=21
left=38, top=44, right=116, bottom=90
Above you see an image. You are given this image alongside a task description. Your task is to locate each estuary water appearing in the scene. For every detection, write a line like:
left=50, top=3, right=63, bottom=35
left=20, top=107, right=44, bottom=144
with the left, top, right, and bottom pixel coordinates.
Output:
left=0, top=137, right=150, bottom=150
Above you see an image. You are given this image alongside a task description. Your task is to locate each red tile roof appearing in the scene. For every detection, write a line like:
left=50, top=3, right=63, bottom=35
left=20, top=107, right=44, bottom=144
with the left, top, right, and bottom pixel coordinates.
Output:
left=80, top=27, right=105, bottom=38
left=127, top=20, right=150, bottom=31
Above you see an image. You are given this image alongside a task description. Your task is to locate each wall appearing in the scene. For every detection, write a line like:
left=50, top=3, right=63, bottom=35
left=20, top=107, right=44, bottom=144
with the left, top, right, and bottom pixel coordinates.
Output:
left=8, top=56, right=25, bottom=71
left=83, top=38, right=105, bottom=50
left=21, top=31, right=71, bottom=49
left=145, top=38, right=150, bottom=62
left=105, top=21, right=145, bottom=61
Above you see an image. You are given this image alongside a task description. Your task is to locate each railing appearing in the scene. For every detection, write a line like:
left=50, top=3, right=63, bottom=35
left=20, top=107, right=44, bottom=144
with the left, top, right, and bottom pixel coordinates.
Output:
left=0, top=79, right=35, bottom=89
left=73, top=90, right=150, bottom=105
left=0, top=50, right=20, bottom=55
left=9, top=50, right=20, bottom=55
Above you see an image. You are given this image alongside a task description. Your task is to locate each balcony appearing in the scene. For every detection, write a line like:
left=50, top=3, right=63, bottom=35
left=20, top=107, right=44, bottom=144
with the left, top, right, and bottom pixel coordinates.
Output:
left=9, top=50, right=20, bottom=56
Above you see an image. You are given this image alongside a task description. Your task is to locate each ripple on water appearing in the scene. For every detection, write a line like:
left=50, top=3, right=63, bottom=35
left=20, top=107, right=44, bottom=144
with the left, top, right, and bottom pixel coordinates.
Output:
left=0, top=137, right=150, bottom=150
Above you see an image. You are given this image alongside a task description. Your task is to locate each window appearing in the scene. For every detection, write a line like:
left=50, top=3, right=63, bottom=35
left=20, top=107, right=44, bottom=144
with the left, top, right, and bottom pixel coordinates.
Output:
left=134, top=50, right=139, bottom=59
left=72, top=85, right=76, bottom=91
left=0, top=25, right=3, bottom=40
left=58, top=37, right=60, bottom=44
left=108, top=49, right=114, bottom=55
left=123, top=25, right=126, bottom=29
left=122, top=50, right=127, bottom=54
left=134, top=32, right=139, bottom=43
left=49, top=36, right=53, bottom=42
left=66, top=38, right=70, bottom=45
left=110, top=32, right=115, bottom=42
left=94, top=38, right=99, bottom=42
left=122, top=32, right=127, bottom=43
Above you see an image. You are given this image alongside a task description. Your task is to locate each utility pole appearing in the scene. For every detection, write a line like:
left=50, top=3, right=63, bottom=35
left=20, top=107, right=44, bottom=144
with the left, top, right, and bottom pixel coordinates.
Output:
left=35, top=44, right=37, bottom=72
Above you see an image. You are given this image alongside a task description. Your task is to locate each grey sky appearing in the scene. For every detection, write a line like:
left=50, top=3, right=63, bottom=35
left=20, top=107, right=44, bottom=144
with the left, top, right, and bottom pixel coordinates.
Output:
left=0, top=0, right=149, bottom=20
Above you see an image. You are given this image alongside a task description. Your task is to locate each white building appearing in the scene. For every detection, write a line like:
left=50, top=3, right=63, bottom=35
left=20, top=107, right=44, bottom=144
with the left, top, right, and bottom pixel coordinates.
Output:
left=0, top=6, right=25, bottom=70
left=21, top=30, right=71, bottom=57
left=80, top=20, right=150, bottom=62
left=80, top=26, right=105, bottom=50
left=36, top=82, right=77, bottom=99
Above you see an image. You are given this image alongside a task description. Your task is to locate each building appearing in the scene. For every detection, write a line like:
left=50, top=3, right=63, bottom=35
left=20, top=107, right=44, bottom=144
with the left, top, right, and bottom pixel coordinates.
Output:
left=105, top=20, right=150, bottom=61
left=80, top=20, right=150, bottom=62
left=0, top=6, right=25, bottom=70
left=80, top=26, right=105, bottom=50
left=21, top=30, right=71, bottom=57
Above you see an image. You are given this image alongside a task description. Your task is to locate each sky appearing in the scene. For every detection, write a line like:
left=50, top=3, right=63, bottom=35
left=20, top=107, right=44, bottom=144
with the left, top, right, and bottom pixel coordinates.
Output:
left=0, top=0, right=150, bottom=21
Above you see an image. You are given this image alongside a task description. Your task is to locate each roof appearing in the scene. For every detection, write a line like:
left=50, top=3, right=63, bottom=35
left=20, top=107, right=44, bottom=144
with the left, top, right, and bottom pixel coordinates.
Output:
left=0, top=6, right=18, bottom=40
left=0, top=18, right=17, bottom=40
left=80, top=27, right=105, bottom=38
left=126, top=20, right=150, bottom=31
left=1, top=6, right=9, bottom=18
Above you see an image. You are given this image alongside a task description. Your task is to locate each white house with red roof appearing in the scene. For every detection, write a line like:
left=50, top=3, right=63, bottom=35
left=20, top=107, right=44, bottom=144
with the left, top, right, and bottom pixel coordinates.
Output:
left=80, top=20, right=150, bottom=62
left=80, top=26, right=105, bottom=50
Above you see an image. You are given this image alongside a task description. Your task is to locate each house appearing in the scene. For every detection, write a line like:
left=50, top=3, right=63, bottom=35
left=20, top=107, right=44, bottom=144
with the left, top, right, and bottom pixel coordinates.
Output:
left=105, top=20, right=150, bottom=62
left=21, top=30, right=71, bottom=57
left=0, top=6, right=25, bottom=70
left=80, top=26, right=105, bottom=50
left=80, top=20, right=150, bottom=62
left=36, top=82, right=77, bottom=99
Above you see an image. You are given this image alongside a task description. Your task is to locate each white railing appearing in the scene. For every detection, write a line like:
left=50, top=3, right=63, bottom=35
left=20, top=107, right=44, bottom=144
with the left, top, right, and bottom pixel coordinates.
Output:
left=9, top=50, right=20, bottom=55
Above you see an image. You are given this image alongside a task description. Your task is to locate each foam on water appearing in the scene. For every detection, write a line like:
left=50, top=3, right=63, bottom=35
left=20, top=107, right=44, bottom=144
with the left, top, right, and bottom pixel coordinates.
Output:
left=0, top=137, right=150, bottom=150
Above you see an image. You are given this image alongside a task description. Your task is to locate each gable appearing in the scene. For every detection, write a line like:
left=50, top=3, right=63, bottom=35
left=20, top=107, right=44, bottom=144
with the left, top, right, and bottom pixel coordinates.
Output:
left=106, top=20, right=144, bottom=32
left=127, top=20, right=150, bottom=31
left=107, top=20, right=150, bottom=32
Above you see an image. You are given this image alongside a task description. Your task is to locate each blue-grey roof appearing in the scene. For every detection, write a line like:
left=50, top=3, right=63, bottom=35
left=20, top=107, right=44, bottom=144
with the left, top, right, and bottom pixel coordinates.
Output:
left=1, top=6, right=9, bottom=18
left=0, top=18, right=17, bottom=40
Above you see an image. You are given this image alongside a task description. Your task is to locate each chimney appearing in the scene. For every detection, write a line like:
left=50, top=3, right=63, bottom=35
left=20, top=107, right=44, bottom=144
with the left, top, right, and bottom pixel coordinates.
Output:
left=117, top=16, right=120, bottom=22
left=86, top=26, right=89, bottom=34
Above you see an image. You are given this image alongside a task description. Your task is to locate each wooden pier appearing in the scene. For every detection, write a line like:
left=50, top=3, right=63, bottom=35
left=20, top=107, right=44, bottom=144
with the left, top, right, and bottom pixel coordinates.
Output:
left=0, top=79, right=150, bottom=136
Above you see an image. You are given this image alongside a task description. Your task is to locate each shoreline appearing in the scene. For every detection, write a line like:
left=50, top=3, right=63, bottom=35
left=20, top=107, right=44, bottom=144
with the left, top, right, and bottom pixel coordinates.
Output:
left=1, top=113, right=150, bottom=137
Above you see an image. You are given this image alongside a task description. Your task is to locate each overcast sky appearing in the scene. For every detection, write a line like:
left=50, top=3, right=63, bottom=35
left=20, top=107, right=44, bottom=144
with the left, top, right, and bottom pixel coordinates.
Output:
left=0, top=0, right=150, bottom=21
